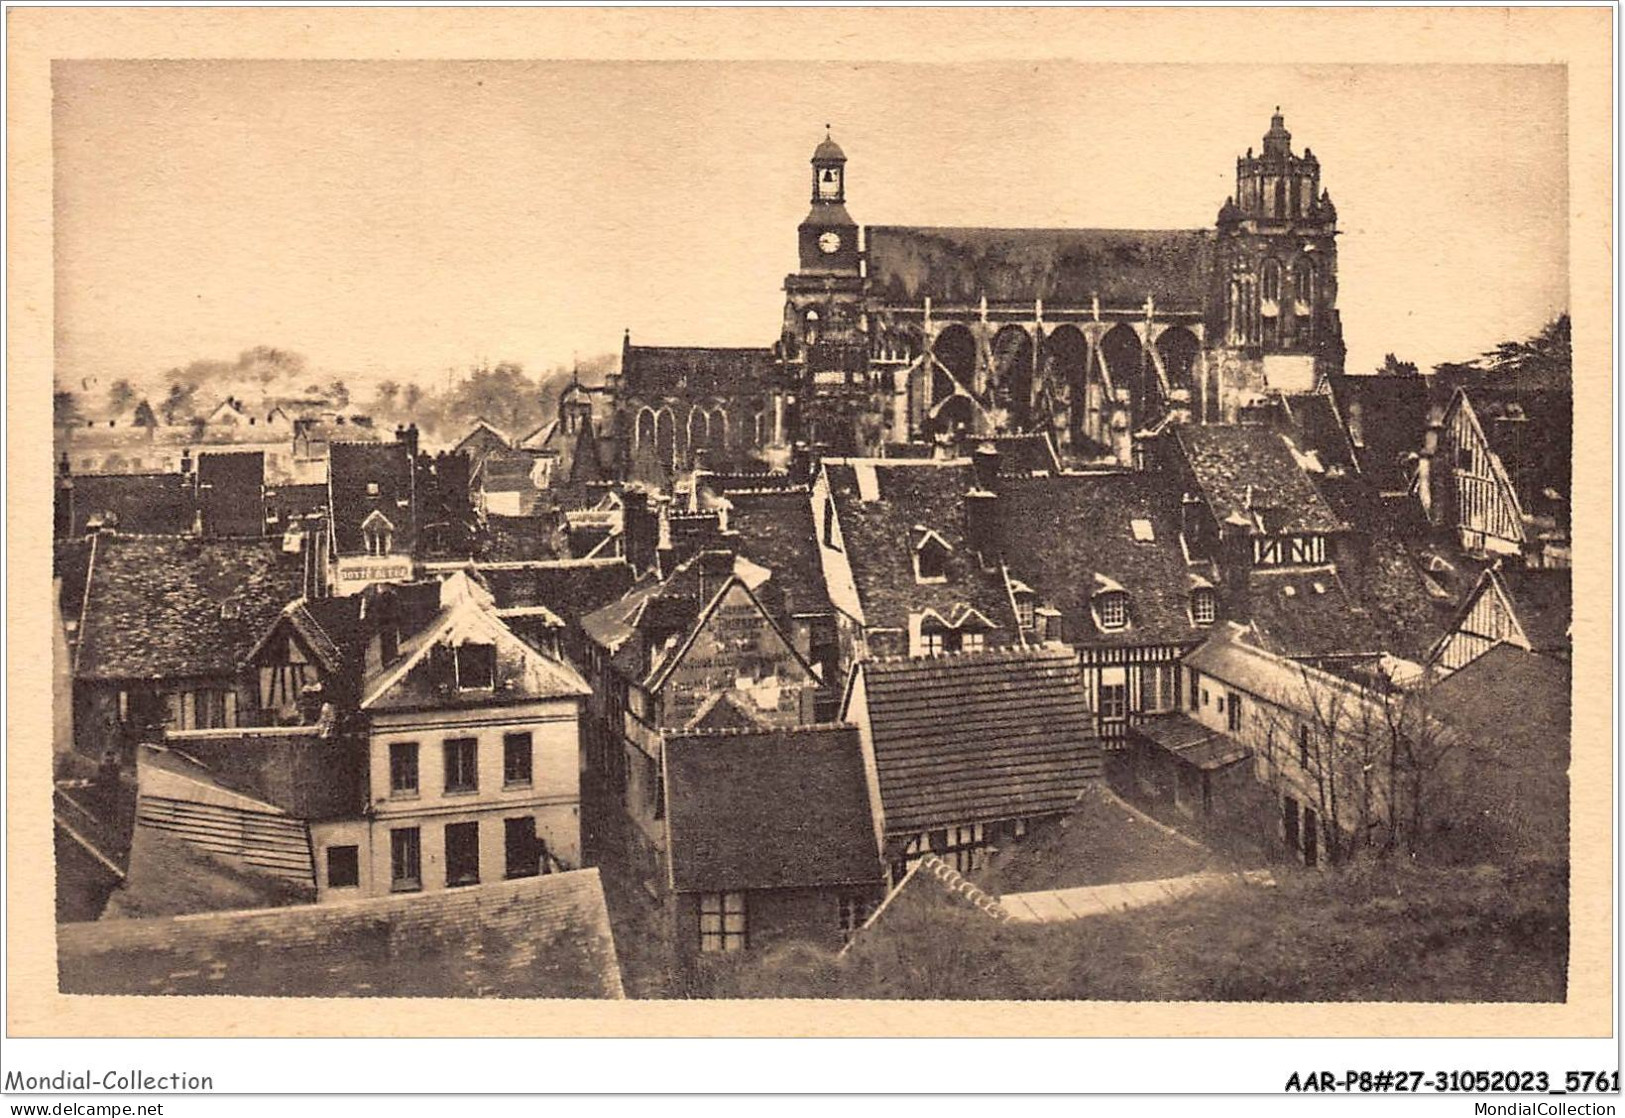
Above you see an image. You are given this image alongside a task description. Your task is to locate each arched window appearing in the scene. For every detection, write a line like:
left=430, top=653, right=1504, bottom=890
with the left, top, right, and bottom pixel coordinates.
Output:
left=1261, top=259, right=1282, bottom=304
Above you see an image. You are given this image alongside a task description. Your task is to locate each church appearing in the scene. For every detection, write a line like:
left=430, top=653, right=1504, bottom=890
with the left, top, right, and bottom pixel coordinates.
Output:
left=610, top=109, right=1345, bottom=475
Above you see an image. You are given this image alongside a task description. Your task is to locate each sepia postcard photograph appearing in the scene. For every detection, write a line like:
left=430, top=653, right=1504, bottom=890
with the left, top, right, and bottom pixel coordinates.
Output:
left=3, top=4, right=1616, bottom=1101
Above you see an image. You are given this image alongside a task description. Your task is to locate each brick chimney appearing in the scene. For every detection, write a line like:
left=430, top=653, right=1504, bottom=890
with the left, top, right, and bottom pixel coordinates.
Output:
left=621, top=487, right=658, bottom=575
left=966, top=442, right=1003, bottom=570
left=397, top=422, right=420, bottom=460
left=1218, top=517, right=1254, bottom=617
left=55, top=454, right=74, bottom=540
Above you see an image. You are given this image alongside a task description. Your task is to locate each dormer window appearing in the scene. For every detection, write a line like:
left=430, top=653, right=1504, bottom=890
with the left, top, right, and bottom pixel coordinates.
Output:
left=1014, top=591, right=1035, bottom=633
left=454, top=643, right=496, bottom=690
left=361, top=509, right=394, bottom=557
left=1191, top=587, right=1217, bottom=626
left=1130, top=518, right=1155, bottom=543
left=1096, top=590, right=1129, bottom=631
left=367, top=481, right=380, bottom=496
left=822, top=496, right=839, bottom=549
left=913, top=528, right=951, bottom=584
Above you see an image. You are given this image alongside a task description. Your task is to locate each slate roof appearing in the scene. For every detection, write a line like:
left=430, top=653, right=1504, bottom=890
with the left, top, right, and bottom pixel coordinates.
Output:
left=999, top=471, right=1209, bottom=648
left=664, top=724, right=883, bottom=893
left=264, top=482, right=329, bottom=528
left=1326, top=371, right=1433, bottom=494
left=1429, top=645, right=1570, bottom=862
left=327, top=441, right=416, bottom=556
left=1242, top=567, right=1390, bottom=661
left=1173, top=424, right=1345, bottom=535
left=864, top=226, right=1215, bottom=310
left=75, top=535, right=305, bottom=681
left=990, top=432, right=1063, bottom=476
left=1463, top=387, right=1572, bottom=524
left=1133, top=713, right=1251, bottom=771
left=360, top=573, right=591, bottom=712
left=823, top=459, right=1017, bottom=638
left=1280, top=391, right=1358, bottom=474
left=1493, top=566, right=1571, bottom=653
left=67, top=472, right=196, bottom=537
left=620, top=344, right=777, bottom=399
left=723, top=489, right=831, bottom=618
left=195, top=451, right=267, bottom=538
left=847, top=646, right=1100, bottom=833
left=59, top=869, right=625, bottom=998
left=55, top=538, right=93, bottom=630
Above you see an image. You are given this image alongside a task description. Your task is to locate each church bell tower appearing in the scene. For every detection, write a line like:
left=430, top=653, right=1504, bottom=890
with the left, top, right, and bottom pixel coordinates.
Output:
left=1214, top=109, right=1343, bottom=389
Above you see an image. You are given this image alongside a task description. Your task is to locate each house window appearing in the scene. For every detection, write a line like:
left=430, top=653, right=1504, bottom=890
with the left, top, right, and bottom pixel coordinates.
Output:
left=822, top=497, right=838, bottom=549
left=921, top=627, right=947, bottom=657
left=503, top=731, right=533, bottom=787
left=455, top=643, right=496, bottom=690
left=390, top=827, right=421, bottom=892
left=389, top=741, right=419, bottom=796
left=362, top=520, right=392, bottom=556
left=444, top=737, right=478, bottom=794
left=504, top=816, right=538, bottom=879
left=961, top=630, right=985, bottom=654
left=1015, top=596, right=1035, bottom=632
left=699, top=891, right=748, bottom=953
left=936, top=823, right=990, bottom=873
left=1096, top=592, right=1129, bottom=631
left=1099, top=683, right=1127, bottom=722
left=1192, top=588, right=1217, bottom=626
left=1188, top=670, right=1201, bottom=711
left=445, top=821, right=480, bottom=887
left=1298, top=724, right=1311, bottom=768
left=1227, top=693, right=1244, bottom=733
left=837, top=893, right=875, bottom=943
left=326, top=845, right=360, bottom=888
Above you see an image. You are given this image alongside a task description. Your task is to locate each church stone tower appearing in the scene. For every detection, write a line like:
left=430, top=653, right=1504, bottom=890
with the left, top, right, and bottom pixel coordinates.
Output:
left=783, top=130, right=873, bottom=453
left=1214, top=109, right=1343, bottom=392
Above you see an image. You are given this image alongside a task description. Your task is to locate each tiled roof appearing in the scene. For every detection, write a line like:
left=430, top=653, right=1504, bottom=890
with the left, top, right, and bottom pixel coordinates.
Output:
left=848, top=646, right=1100, bottom=834
left=75, top=535, right=305, bottom=681
left=67, top=472, right=196, bottom=537
left=1243, top=567, right=1389, bottom=660
left=1000, top=471, right=1208, bottom=648
left=823, top=459, right=1017, bottom=638
left=60, top=869, right=626, bottom=998
left=865, top=226, right=1215, bottom=310
left=1326, top=371, right=1433, bottom=494
left=620, top=344, right=776, bottom=399
left=723, top=489, right=831, bottom=619
left=664, top=724, right=883, bottom=893
left=328, top=441, right=416, bottom=556
left=483, top=513, right=562, bottom=562
left=1173, top=424, right=1345, bottom=535
left=195, top=451, right=266, bottom=538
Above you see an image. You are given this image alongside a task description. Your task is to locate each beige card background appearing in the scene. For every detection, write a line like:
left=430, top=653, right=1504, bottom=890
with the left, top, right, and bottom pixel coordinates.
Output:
left=6, top=6, right=1613, bottom=1038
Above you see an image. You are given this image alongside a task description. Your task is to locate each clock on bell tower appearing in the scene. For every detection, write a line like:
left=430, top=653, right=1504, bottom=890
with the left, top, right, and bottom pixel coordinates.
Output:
left=796, top=127, right=859, bottom=276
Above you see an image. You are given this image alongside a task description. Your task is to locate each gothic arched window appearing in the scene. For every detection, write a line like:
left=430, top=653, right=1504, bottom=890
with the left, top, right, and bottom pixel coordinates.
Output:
left=1261, top=260, right=1282, bottom=304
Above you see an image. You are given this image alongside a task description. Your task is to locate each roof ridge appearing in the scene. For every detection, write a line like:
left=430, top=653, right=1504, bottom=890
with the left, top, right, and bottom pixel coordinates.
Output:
left=666, top=720, right=859, bottom=740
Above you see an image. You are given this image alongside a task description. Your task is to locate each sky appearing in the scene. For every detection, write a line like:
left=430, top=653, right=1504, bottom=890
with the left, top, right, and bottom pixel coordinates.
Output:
left=53, top=60, right=1568, bottom=398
